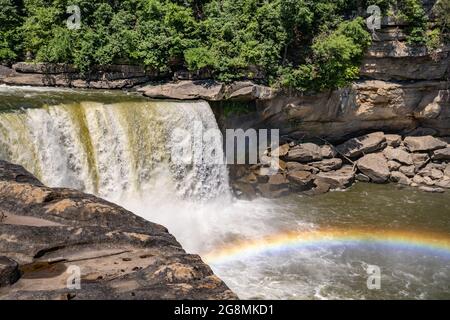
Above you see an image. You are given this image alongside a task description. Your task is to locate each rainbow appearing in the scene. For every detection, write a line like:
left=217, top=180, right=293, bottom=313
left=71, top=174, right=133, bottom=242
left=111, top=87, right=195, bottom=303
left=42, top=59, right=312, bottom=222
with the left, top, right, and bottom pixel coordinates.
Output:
left=203, top=228, right=450, bottom=264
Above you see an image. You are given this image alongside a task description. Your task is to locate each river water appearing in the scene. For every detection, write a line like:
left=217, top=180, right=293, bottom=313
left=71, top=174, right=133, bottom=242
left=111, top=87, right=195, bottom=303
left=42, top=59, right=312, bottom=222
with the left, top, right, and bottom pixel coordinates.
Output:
left=0, top=86, right=448, bottom=300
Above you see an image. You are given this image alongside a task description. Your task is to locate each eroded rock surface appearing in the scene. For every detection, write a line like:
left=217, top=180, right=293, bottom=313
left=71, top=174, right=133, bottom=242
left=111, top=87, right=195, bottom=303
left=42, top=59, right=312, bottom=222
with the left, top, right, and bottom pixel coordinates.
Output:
left=0, top=161, right=237, bottom=300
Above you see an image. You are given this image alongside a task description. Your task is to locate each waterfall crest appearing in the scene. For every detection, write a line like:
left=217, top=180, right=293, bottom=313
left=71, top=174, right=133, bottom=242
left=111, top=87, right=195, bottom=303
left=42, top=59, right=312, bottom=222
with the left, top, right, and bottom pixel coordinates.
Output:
left=0, top=87, right=230, bottom=202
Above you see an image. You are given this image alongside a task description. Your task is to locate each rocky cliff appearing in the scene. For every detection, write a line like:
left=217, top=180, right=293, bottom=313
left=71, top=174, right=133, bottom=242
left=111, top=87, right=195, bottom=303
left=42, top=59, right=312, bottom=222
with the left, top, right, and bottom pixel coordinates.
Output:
left=0, top=161, right=237, bottom=300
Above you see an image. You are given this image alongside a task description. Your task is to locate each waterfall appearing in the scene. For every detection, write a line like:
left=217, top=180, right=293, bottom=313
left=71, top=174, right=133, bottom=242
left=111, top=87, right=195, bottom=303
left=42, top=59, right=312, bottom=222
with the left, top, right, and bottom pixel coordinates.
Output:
left=0, top=87, right=230, bottom=203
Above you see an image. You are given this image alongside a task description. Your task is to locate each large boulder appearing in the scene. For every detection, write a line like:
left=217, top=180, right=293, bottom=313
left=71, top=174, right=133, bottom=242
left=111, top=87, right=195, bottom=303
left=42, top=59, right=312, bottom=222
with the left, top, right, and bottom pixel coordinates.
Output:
left=284, top=143, right=323, bottom=162
left=0, top=161, right=236, bottom=300
left=316, top=165, right=355, bottom=189
left=383, top=147, right=413, bottom=165
left=403, top=136, right=447, bottom=152
left=309, top=158, right=343, bottom=172
left=390, top=171, right=411, bottom=185
left=287, top=171, right=315, bottom=191
left=357, top=153, right=390, bottom=183
left=432, top=147, right=450, bottom=161
left=336, top=132, right=386, bottom=158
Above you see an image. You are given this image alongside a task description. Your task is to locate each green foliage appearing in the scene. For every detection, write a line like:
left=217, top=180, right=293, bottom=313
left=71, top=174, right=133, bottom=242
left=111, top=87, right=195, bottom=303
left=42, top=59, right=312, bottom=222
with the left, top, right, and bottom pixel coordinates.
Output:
left=0, top=0, right=441, bottom=92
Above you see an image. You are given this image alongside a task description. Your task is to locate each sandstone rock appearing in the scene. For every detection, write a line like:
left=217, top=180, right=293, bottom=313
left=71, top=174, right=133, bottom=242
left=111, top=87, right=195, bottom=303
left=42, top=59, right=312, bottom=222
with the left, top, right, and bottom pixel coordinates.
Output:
left=423, top=176, right=435, bottom=186
left=388, top=160, right=402, bottom=171
left=357, top=153, right=390, bottom=183
left=0, top=257, right=20, bottom=287
left=309, top=158, right=343, bottom=172
left=356, top=173, right=371, bottom=182
left=412, top=153, right=430, bottom=171
left=139, top=80, right=224, bottom=100
left=445, top=164, right=450, bottom=177
left=304, top=180, right=331, bottom=196
left=320, top=145, right=337, bottom=158
left=383, top=147, right=413, bottom=165
left=271, top=144, right=290, bottom=157
left=284, top=143, right=323, bottom=162
left=430, top=169, right=444, bottom=180
left=287, top=171, right=315, bottom=191
left=336, top=132, right=386, bottom=158
left=435, top=177, right=450, bottom=189
left=316, top=166, right=355, bottom=189
left=384, top=134, right=402, bottom=147
left=0, top=161, right=236, bottom=300
left=268, top=174, right=289, bottom=188
left=390, top=171, right=411, bottom=185
left=399, top=165, right=416, bottom=178
left=226, top=81, right=277, bottom=101
left=418, top=163, right=446, bottom=178
left=432, top=147, right=450, bottom=161
left=418, top=186, right=445, bottom=193
left=286, top=162, right=319, bottom=174
left=403, top=136, right=447, bottom=152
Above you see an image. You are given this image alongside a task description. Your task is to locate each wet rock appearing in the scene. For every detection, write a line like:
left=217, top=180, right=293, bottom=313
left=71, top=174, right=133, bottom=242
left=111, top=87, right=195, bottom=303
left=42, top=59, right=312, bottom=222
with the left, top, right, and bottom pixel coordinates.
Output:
left=0, top=257, right=20, bottom=287
left=271, top=144, right=290, bottom=158
left=432, top=147, right=450, bottom=161
left=356, top=173, right=371, bottom=182
left=336, top=132, right=386, bottom=158
left=309, top=158, right=342, bottom=172
left=430, top=168, right=444, bottom=180
left=284, top=143, right=323, bottom=162
left=287, top=171, right=315, bottom=191
left=418, top=186, right=445, bottom=193
left=316, top=165, right=355, bottom=189
left=423, top=176, right=435, bottom=186
left=435, top=177, right=450, bottom=189
left=388, top=160, right=402, bottom=171
left=0, top=161, right=237, bottom=300
left=383, top=147, right=413, bottom=165
left=233, top=182, right=257, bottom=200
left=385, top=134, right=402, bottom=147
left=418, top=163, right=445, bottom=178
left=268, top=174, right=289, bottom=188
left=403, top=136, right=447, bottom=152
left=399, top=165, right=416, bottom=178
left=390, top=171, right=411, bottom=185
left=357, top=153, right=390, bottom=183
left=412, top=175, right=425, bottom=185
left=305, top=180, right=331, bottom=196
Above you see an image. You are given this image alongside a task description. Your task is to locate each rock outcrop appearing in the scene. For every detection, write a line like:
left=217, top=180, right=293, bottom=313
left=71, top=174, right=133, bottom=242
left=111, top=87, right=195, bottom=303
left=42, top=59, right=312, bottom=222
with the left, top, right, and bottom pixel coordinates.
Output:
left=0, top=161, right=236, bottom=300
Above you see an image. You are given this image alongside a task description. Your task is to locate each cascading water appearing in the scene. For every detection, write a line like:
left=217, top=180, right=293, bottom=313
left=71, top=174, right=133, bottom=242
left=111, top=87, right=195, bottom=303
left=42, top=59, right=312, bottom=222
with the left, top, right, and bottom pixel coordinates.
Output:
left=0, top=85, right=449, bottom=300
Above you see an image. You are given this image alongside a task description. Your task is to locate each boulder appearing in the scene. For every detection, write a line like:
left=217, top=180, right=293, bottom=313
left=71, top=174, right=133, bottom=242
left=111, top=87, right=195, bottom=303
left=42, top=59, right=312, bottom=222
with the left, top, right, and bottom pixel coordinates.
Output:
left=316, top=165, right=355, bottom=189
left=309, top=158, right=343, bottom=172
left=435, top=177, right=450, bottom=189
left=271, top=144, right=290, bottom=158
left=399, top=165, right=416, bottom=178
left=268, top=174, right=289, bottom=189
left=357, top=153, right=390, bottom=183
left=139, top=80, right=225, bottom=100
left=430, top=169, right=444, bottom=180
left=412, top=153, right=430, bottom=171
left=286, top=162, right=319, bottom=174
left=284, top=143, right=323, bottom=162
left=232, top=182, right=257, bottom=200
left=0, top=161, right=236, bottom=300
left=383, top=147, right=413, bottom=165
left=0, top=257, right=20, bottom=287
left=256, top=184, right=290, bottom=198
left=403, top=136, right=447, bottom=152
left=412, top=175, right=425, bottom=185
left=356, top=173, right=371, bottom=182
left=432, top=147, right=450, bottom=161
left=390, top=171, right=411, bottom=185
left=384, top=134, right=402, bottom=147
left=388, top=160, right=402, bottom=171
left=445, top=164, right=450, bottom=177
left=304, top=180, right=331, bottom=196
left=287, top=171, right=315, bottom=191
left=336, top=132, right=386, bottom=158
left=226, top=81, right=277, bottom=101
